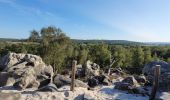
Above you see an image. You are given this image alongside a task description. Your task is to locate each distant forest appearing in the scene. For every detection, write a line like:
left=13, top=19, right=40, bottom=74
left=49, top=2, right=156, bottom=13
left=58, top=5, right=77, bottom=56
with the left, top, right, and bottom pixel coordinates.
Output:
left=0, top=26, right=170, bottom=74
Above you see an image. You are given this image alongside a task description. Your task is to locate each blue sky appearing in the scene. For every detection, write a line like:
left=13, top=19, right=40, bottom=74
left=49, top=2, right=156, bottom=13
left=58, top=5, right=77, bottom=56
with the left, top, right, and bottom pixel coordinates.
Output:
left=0, top=0, right=170, bottom=42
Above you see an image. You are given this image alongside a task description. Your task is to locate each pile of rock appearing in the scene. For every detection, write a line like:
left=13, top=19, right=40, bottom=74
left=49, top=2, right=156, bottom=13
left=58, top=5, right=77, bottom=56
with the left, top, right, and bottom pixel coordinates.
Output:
left=0, top=53, right=53, bottom=90
left=53, top=74, right=88, bottom=88
left=114, top=76, right=149, bottom=96
left=143, top=61, right=170, bottom=91
left=85, top=60, right=100, bottom=77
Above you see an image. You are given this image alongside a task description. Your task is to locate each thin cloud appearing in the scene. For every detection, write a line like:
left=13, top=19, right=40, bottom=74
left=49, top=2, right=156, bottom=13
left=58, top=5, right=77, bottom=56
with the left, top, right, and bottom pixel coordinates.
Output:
left=0, top=0, right=41, bottom=16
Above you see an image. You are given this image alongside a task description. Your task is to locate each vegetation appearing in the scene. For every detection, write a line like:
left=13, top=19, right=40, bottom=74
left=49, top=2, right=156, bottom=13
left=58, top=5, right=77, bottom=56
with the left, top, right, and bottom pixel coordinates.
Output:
left=1, top=26, right=170, bottom=74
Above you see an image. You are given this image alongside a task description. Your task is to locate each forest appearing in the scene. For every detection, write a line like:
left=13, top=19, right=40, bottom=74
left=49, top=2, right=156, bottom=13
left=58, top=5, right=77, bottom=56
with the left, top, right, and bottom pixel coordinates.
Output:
left=0, top=26, right=170, bottom=74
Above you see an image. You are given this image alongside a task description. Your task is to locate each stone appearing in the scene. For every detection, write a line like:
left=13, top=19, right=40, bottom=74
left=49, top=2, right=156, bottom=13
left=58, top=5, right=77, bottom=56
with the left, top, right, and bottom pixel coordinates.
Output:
left=54, top=74, right=88, bottom=88
left=0, top=72, right=9, bottom=87
left=134, top=75, right=146, bottom=84
left=88, top=77, right=99, bottom=88
left=114, top=82, right=149, bottom=95
left=0, top=53, right=53, bottom=90
left=37, top=83, right=58, bottom=92
left=114, top=82, right=135, bottom=91
left=76, top=65, right=85, bottom=78
left=88, top=75, right=111, bottom=88
left=143, top=61, right=170, bottom=90
left=85, top=60, right=100, bottom=77
left=122, top=76, right=138, bottom=86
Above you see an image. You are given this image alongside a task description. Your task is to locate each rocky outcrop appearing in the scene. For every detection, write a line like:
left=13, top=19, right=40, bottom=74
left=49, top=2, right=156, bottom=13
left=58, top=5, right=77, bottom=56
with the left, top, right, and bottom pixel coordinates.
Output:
left=85, top=60, right=100, bottom=77
left=122, top=76, right=139, bottom=86
left=0, top=53, right=53, bottom=90
left=88, top=75, right=111, bottom=88
left=143, top=61, right=170, bottom=90
left=114, top=76, right=149, bottom=95
left=53, top=74, right=88, bottom=88
left=134, top=75, right=146, bottom=85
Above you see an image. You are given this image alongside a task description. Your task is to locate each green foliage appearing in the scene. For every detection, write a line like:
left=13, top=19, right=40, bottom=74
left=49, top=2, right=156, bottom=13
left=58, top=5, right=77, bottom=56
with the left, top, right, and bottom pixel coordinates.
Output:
left=88, top=44, right=111, bottom=68
left=2, top=26, right=170, bottom=74
left=132, top=46, right=144, bottom=67
left=111, top=45, right=126, bottom=67
left=29, top=30, right=40, bottom=42
left=143, top=47, right=152, bottom=64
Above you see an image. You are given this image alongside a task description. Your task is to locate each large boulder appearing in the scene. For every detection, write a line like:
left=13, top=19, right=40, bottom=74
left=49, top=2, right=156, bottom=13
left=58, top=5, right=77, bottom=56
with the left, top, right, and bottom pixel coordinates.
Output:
left=0, top=53, right=53, bottom=90
left=143, top=61, right=170, bottom=90
left=53, top=74, right=88, bottom=88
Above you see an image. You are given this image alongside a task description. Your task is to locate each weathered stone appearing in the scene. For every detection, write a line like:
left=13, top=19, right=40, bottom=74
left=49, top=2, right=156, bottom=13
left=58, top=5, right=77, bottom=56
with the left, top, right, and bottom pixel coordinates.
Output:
left=88, top=75, right=111, bottom=88
left=114, top=82, right=149, bottom=95
left=143, top=61, right=170, bottom=90
left=0, top=72, right=9, bottom=87
left=76, top=64, right=85, bottom=78
left=114, top=82, right=135, bottom=91
left=85, top=60, right=100, bottom=77
left=122, top=76, right=138, bottom=86
left=37, top=83, right=58, bottom=92
left=0, top=53, right=53, bottom=90
left=134, top=75, right=146, bottom=84
left=54, top=74, right=88, bottom=88
left=88, top=77, right=99, bottom=88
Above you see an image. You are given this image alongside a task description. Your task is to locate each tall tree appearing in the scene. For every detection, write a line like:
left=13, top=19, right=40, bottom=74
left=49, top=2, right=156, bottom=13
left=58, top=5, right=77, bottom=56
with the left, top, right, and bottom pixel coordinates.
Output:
left=29, top=30, right=40, bottom=42
left=144, top=47, right=152, bottom=64
left=132, top=46, right=144, bottom=68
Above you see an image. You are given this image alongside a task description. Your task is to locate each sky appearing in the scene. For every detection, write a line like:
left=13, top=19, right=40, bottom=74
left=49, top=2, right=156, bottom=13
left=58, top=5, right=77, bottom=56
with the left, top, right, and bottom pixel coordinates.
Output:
left=0, top=0, right=170, bottom=42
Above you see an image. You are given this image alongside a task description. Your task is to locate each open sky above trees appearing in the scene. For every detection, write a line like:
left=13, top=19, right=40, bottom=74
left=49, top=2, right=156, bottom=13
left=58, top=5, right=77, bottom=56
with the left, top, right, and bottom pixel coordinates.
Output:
left=0, top=0, right=170, bottom=42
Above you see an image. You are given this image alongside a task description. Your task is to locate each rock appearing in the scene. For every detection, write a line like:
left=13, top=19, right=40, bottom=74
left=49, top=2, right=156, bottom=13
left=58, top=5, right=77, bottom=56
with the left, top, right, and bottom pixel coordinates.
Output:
left=0, top=53, right=53, bottom=90
left=76, top=64, right=85, bottom=78
left=0, top=72, right=9, bottom=87
left=13, top=68, right=40, bottom=89
left=134, top=75, right=146, bottom=84
left=114, top=82, right=135, bottom=91
left=85, top=60, right=100, bottom=77
left=54, top=74, right=88, bottom=88
left=84, top=93, right=95, bottom=100
left=88, top=75, right=111, bottom=88
left=143, top=61, right=170, bottom=90
left=88, top=77, right=99, bottom=88
left=114, top=76, right=149, bottom=95
left=37, top=83, right=58, bottom=92
left=108, top=67, right=124, bottom=75
left=114, top=82, right=149, bottom=95
left=122, top=76, right=139, bottom=86
left=0, top=92, right=21, bottom=100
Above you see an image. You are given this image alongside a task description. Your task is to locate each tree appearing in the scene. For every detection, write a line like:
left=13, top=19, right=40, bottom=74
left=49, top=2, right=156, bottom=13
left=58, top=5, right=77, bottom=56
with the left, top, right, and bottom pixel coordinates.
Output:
left=78, top=45, right=88, bottom=64
left=39, top=26, right=72, bottom=73
left=132, top=46, right=144, bottom=68
left=111, top=45, right=126, bottom=68
left=88, top=44, right=111, bottom=68
left=29, top=30, right=39, bottom=42
left=144, top=47, right=152, bottom=64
